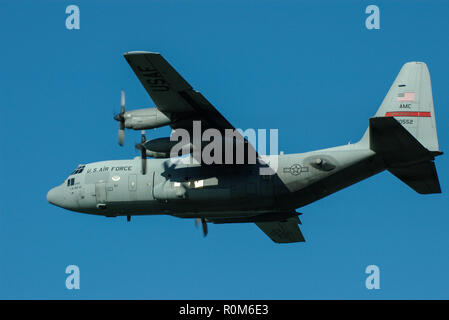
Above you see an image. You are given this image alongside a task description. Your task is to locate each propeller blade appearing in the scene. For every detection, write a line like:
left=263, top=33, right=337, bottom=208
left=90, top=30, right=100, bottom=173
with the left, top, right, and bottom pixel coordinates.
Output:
left=195, top=218, right=208, bottom=237
left=140, top=130, right=147, bottom=175
left=115, top=90, right=126, bottom=146
left=201, top=218, right=208, bottom=237
left=121, top=90, right=125, bottom=113
left=118, top=128, right=124, bottom=146
left=141, top=156, right=146, bottom=175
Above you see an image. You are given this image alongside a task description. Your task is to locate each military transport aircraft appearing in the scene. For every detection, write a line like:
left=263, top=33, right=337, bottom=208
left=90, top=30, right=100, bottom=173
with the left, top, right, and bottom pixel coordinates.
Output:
left=47, top=52, right=442, bottom=243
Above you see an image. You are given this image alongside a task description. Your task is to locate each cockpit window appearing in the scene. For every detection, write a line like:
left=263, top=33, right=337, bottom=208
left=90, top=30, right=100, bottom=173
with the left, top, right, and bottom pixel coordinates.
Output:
left=67, top=178, right=75, bottom=186
left=70, top=165, right=85, bottom=175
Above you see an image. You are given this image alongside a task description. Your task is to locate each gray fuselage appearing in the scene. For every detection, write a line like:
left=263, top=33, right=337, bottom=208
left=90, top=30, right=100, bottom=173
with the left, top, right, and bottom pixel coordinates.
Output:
left=47, top=142, right=384, bottom=220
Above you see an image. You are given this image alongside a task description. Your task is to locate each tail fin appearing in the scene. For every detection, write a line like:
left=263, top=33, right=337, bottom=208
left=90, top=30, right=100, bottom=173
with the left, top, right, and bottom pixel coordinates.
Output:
left=360, top=62, right=443, bottom=194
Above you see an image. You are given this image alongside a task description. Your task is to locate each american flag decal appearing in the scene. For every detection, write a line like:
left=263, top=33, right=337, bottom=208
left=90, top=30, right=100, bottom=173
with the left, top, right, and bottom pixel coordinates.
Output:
left=397, top=92, right=415, bottom=102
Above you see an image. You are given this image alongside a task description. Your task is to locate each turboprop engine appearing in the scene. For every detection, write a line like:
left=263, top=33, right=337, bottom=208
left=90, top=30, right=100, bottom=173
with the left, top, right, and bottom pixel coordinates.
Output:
left=114, top=91, right=171, bottom=146
left=143, top=137, right=191, bottom=158
left=123, top=108, right=171, bottom=130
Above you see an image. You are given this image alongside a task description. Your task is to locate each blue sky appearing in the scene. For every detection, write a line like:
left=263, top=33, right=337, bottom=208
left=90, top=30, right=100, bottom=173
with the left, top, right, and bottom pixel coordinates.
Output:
left=1, top=0, right=448, bottom=299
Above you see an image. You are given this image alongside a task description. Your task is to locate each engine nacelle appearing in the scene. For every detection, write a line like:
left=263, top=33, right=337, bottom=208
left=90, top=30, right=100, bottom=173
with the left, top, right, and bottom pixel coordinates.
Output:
left=143, top=137, right=184, bottom=153
left=143, top=137, right=192, bottom=158
left=145, top=150, right=171, bottom=158
left=124, top=108, right=171, bottom=130
left=143, top=135, right=257, bottom=163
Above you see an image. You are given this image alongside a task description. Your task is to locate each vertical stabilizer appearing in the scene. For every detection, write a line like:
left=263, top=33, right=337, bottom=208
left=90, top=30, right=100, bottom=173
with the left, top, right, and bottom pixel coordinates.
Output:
left=365, top=62, right=440, bottom=152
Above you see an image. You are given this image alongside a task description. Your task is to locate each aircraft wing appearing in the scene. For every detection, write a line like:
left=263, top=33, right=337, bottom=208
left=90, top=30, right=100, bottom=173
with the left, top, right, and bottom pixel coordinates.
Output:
left=205, top=212, right=305, bottom=243
left=255, top=216, right=305, bottom=243
left=123, top=51, right=244, bottom=134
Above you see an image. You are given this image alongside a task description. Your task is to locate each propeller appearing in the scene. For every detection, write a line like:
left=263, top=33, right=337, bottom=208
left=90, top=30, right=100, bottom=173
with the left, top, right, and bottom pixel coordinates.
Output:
left=114, top=90, right=126, bottom=146
left=195, top=218, right=208, bottom=237
left=135, top=130, right=147, bottom=175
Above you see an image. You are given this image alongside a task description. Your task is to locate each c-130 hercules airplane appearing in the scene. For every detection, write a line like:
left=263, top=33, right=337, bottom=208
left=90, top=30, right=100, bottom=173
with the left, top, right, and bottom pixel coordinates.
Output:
left=47, top=52, right=442, bottom=243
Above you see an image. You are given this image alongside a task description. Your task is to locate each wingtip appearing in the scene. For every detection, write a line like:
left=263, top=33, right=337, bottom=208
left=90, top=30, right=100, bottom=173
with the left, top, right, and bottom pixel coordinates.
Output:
left=123, top=51, right=161, bottom=56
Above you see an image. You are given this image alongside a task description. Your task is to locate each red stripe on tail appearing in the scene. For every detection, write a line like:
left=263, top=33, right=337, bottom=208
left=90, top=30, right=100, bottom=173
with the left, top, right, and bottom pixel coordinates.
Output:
left=385, top=111, right=431, bottom=117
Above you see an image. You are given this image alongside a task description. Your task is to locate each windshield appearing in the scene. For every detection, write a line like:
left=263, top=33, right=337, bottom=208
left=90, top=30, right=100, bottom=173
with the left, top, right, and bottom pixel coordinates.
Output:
left=70, top=165, right=85, bottom=175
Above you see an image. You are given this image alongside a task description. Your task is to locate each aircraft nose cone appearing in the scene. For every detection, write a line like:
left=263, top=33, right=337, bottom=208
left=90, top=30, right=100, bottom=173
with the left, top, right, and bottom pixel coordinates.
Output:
left=47, top=186, right=64, bottom=207
left=47, top=186, right=81, bottom=211
left=47, top=187, right=58, bottom=205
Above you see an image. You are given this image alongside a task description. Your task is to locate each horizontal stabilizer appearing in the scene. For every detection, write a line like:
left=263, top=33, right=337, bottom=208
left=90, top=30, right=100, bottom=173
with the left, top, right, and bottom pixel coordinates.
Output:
left=389, top=161, right=441, bottom=194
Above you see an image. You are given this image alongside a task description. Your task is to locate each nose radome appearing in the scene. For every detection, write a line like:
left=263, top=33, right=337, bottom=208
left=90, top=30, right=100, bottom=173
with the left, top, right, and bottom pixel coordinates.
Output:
left=47, top=185, right=81, bottom=211
left=47, top=187, right=63, bottom=207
